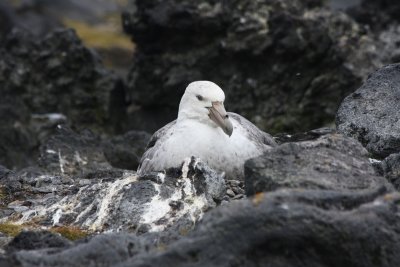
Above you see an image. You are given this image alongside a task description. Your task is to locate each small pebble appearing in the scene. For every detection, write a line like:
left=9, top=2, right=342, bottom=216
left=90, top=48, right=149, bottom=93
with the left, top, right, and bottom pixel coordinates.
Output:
left=233, top=194, right=244, bottom=200
left=231, top=186, right=240, bottom=194
left=236, top=188, right=245, bottom=195
left=227, top=180, right=241, bottom=186
left=79, top=179, right=92, bottom=186
left=226, top=189, right=235, bottom=197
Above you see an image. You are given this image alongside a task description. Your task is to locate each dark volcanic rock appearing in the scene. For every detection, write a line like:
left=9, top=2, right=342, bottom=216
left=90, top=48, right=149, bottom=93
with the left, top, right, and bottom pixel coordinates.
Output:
left=0, top=2, right=16, bottom=39
left=6, top=231, right=71, bottom=253
left=8, top=233, right=155, bottom=267
left=380, top=153, right=400, bottom=190
left=103, top=131, right=151, bottom=170
left=0, top=0, right=62, bottom=39
left=39, top=125, right=112, bottom=176
left=0, top=28, right=126, bottom=169
left=123, top=0, right=380, bottom=133
left=2, top=155, right=225, bottom=234
left=274, top=127, right=336, bottom=144
left=0, top=165, right=11, bottom=179
left=39, top=126, right=150, bottom=176
left=0, top=95, right=38, bottom=169
left=5, top=188, right=399, bottom=267
left=245, top=133, right=392, bottom=196
left=2, top=131, right=399, bottom=267
left=121, top=190, right=399, bottom=267
left=0, top=28, right=125, bottom=133
left=348, top=1, right=400, bottom=64
left=336, top=64, right=400, bottom=158
left=349, top=0, right=400, bottom=31
left=378, top=25, right=400, bottom=64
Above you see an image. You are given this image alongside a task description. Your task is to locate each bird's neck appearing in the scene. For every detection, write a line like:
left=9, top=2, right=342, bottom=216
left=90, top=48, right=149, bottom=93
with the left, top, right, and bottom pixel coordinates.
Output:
left=177, top=111, right=213, bottom=126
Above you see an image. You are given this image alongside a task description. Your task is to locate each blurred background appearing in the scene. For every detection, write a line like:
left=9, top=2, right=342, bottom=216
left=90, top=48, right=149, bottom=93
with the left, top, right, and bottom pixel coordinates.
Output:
left=0, top=0, right=399, bottom=170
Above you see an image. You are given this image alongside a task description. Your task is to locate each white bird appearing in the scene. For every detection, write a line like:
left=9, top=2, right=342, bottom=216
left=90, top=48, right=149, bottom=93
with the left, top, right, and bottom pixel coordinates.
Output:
left=138, top=81, right=277, bottom=180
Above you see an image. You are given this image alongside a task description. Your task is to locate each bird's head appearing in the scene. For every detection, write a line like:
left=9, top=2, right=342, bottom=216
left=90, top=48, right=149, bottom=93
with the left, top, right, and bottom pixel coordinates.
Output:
left=178, top=81, right=233, bottom=137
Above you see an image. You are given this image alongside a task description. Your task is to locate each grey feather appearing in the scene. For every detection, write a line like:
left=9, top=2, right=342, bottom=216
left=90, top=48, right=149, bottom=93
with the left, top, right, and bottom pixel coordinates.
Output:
left=228, top=113, right=277, bottom=147
left=138, top=120, right=176, bottom=174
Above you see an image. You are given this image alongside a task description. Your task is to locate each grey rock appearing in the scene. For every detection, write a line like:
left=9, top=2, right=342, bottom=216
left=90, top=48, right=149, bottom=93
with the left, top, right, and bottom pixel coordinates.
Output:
left=232, top=194, right=245, bottom=200
left=116, top=189, right=399, bottom=267
left=0, top=2, right=16, bottom=39
left=226, top=180, right=241, bottom=187
left=234, top=188, right=245, bottom=195
left=9, top=233, right=156, bottom=267
left=2, top=156, right=225, bottom=235
left=1, top=28, right=125, bottom=133
left=225, top=179, right=245, bottom=200
left=6, top=231, right=71, bottom=253
left=274, top=127, right=336, bottom=144
left=377, top=25, right=400, bottom=64
left=380, top=153, right=400, bottom=190
left=0, top=28, right=126, bottom=169
left=39, top=125, right=112, bottom=177
left=103, top=131, right=151, bottom=170
left=226, top=189, right=235, bottom=198
left=348, top=0, right=400, bottom=68
left=336, top=64, right=400, bottom=158
left=123, top=0, right=381, bottom=134
left=0, top=165, right=11, bottom=180
left=0, top=0, right=61, bottom=38
left=330, top=0, right=361, bottom=10
left=0, top=234, right=13, bottom=251
left=2, top=130, right=399, bottom=266
left=245, top=134, right=392, bottom=196
left=0, top=95, right=38, bottom=169
left=39, top=125, right=151, bottom=176
left=7, top=188, right=398, bottom=267
left=349, top=0, right=400, bottom=31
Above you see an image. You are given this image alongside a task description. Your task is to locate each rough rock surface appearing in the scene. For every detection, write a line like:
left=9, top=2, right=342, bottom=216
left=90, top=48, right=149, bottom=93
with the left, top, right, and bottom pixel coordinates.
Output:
left=1, top=1, right=400, bottom=266
left=120, top=190, right=400, bottom=267
left=1, top=128, right=398, bottom=267
left=336, top=64, right=400, bottom=158
left=103, top=131, right=151, bottom=170
left=39, top=126, right=113, bottom=176
left=349, top=0, right=400, bottom=31
left=245, top=133, right=392, bottom=195
left=4, top=189, right=399, bottom=267
left=0, top=127, right=226, bottom=257
left=274, top=127, right=335, bottom=143
left=123, top=0, right=381, bottom=133
left=38, top=126, right=150, bottom=175
left=0, top=28, right=125, bottom=133
left=348, top=0, right=400, bottom=65
left=0, top=28, right=127, bottom=169
left=6, top=232, right=154, bottom=267
left=378, top=153, right=400, bottom=190
left=6, top=231, right=72, bottom=253
left=1, top=159, right=224, bottom=236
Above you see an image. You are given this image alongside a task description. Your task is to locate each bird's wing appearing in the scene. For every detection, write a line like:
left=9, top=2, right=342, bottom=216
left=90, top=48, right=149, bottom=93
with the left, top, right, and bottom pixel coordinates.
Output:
left=228, top=112, right=277, bottom=147
left=137, top=120, right=177, bottom=175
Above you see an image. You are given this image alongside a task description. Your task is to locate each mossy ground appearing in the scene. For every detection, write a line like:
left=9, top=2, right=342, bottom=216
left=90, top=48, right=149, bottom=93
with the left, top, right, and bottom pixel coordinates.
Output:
left=0, top=222, right=89, bottom=241
left=0, top=223, right=23, bottom=237
left=51, top=226, right=90, bottom=241
left=63, top=17, right=133, bottom=50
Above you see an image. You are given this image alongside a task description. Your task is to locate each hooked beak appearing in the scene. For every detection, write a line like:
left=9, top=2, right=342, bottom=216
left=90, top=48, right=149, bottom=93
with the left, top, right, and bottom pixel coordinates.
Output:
left=208, top=101, right=233, bottom=137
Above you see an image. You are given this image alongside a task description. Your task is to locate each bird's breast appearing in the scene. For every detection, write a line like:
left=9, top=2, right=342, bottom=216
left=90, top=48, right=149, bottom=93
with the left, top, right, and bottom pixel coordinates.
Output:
left=155, top=121, right=262, bottom=178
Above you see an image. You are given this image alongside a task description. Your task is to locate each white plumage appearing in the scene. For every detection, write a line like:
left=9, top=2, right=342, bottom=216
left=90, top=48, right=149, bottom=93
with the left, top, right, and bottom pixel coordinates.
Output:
left=138, top=81, right=276, bottom=179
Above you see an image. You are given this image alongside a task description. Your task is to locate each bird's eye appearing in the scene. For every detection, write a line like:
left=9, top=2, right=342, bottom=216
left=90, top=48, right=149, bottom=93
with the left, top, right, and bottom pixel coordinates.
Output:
left=196, top=95, right=203, bottom=101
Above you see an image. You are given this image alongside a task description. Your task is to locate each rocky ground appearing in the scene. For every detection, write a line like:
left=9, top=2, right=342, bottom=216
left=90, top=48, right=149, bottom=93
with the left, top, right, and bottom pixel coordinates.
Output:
left=1, top=0, right=400, bottom=266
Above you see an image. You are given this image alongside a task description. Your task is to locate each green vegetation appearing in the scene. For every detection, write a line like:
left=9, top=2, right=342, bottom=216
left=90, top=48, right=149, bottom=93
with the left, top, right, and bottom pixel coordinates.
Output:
left=51, top=226, right=90, bottom=241
left=0, top=223, right=23, bottom=237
